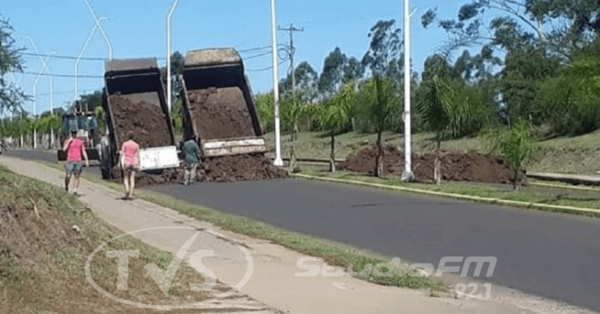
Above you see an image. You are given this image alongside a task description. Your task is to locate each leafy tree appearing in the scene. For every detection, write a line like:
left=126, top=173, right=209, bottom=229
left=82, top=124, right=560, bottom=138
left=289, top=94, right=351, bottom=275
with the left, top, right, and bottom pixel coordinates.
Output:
left=318, top=83, right=355, bottom=172
left=318, top=47, right=347, bottom=97
left=160, top=51, right=185, bottom=101
left=361, top=19, right=403, bottom=178
left=486, top=118, right=539, bottom=190
left=255, top=93, right=274, bottom=133
left=0, top=16, right=26, bottom=113
left=343, top=57, right=365, bottom=85
left=536, top=54, right=600, bottom=135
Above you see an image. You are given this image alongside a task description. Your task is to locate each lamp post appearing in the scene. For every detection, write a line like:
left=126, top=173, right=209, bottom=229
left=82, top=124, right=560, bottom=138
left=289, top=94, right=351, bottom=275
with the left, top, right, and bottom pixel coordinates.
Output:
left=23, top=36, right=56, bottom=150
left=401, top=0, right=416, bottom=182
left=84, top=0, right=113, bottom=59
left=270, top=0, right=283, bottom=167
left=166, top=0, right=180, bottom=113
left=74, top=17, right=107, bottom=101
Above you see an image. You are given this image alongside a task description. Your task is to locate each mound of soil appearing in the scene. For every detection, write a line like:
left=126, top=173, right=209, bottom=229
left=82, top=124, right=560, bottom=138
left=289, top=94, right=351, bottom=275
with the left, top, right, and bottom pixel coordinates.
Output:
left=109, top=154, right=287, bottom=187
left=340, top=145, right=523, bottom=184
left=109, top=95, right=172, bottom=149
left=188, top=87, right=256, bottom=140
left=198, top=153, right=288, bottom=183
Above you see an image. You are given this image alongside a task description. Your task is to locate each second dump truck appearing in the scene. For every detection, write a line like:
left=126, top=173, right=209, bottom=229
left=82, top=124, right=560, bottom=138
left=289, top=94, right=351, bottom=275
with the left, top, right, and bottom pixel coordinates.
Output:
left=179, top=48, right=267, bottom=157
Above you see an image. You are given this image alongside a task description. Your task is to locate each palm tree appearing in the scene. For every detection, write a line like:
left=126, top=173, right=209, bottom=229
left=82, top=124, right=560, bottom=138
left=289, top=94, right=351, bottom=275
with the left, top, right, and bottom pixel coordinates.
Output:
left=318, top=83, right=355, bottom=172
left=360, top=76, right=400, bottom=177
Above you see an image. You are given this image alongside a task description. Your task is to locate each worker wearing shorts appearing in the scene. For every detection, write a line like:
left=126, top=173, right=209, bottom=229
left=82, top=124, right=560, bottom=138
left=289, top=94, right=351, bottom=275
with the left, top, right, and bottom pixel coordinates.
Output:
left=182, top=135, right=201, bottom=185
left=120, top=131, right=140, bottom=200
left=64, top=131, right=89, bottom=195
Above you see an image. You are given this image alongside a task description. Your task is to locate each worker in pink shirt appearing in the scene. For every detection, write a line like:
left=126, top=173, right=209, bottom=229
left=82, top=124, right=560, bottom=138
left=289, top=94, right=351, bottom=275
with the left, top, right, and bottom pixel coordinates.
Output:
left=63, top=130, right=89, bottom=195
left=119, top=131, right=140, bottom=200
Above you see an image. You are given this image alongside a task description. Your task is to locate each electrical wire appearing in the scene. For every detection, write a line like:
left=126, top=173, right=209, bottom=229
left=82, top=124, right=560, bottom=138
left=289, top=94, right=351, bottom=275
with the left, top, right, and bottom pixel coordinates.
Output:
left=21, top=71, right=103, bottom=78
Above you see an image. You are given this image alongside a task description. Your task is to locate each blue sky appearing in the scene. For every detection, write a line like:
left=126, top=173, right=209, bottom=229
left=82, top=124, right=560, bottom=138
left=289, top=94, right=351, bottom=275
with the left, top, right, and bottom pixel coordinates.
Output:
left=3, top=0, right=464, bottom=116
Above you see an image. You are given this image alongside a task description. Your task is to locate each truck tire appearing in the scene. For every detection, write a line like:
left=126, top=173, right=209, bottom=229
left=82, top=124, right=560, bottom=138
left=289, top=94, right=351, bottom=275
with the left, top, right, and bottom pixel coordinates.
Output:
left=99, top=140, right=112, bottom=180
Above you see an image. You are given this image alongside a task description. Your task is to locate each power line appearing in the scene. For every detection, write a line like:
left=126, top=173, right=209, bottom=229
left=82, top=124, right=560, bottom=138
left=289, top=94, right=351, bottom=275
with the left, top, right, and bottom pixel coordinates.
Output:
left=21, top=71, right=103, bottom=78
left=247, top=59, right=288, bottom=72
left=22, top=46, right=275, bottom=63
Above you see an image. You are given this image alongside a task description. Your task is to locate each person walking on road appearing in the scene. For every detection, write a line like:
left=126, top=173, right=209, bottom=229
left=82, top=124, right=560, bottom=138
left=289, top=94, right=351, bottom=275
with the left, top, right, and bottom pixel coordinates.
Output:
left=182, top=135, right=201, bottom=185
left=119, top=131, right=140, bottom=200
left=64, top=130, right=89, bottom=195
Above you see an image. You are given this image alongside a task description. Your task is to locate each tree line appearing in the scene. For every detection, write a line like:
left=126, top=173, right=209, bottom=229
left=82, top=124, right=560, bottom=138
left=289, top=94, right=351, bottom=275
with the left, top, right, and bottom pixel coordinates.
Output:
left=255, top=0, right=600, bottom=180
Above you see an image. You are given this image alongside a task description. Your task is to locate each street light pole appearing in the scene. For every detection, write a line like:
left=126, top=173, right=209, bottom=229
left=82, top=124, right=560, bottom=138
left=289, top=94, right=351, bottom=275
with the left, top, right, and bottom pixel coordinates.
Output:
left=270, top=0, right=283, bottom=167
left=32, top=56, right=51, bottom=150
left=74, top=18, right=105, bottom=101
left=84, top=0, right=113, bottom=59
left=167, top=0, right=180, bottom=114
left=401, top=0, right=415, bottom=182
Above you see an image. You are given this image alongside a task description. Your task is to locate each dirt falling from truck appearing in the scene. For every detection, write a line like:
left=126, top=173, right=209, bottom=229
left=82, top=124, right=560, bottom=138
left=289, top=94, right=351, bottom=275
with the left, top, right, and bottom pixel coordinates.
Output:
left=188, top=87, right=256, bottom=140
left=109, top=95, right=172, bottom=149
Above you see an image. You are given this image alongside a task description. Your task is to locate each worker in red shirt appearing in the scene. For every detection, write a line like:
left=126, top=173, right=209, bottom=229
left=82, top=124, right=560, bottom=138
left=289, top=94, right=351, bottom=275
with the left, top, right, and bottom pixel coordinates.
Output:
left=64, top=130, right=89, bottom=195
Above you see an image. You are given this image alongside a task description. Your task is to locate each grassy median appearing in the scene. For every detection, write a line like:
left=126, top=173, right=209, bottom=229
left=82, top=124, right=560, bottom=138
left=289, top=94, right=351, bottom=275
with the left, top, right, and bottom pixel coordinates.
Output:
left=295, top=168, right=600, bottom=217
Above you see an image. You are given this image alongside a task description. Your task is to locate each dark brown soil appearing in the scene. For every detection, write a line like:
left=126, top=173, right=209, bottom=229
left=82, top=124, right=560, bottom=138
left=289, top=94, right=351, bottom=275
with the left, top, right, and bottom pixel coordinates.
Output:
left=188, top=87, right=256, bottom=140
left=109, top=153, right=287, bottom=187
left=340, top=145, right=524, bottom=184
left=198, top=153, right=288, bottom=183
left=109, top=95, right=172, bottom=149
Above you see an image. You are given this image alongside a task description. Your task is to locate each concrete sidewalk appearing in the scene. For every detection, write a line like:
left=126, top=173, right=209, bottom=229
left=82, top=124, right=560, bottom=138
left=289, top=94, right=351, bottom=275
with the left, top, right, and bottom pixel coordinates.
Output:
left=1, top=156, right=590, bottom=314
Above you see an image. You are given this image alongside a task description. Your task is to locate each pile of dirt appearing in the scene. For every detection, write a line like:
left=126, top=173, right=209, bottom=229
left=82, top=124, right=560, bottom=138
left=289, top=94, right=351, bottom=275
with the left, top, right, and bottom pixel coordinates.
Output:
left=109, top=153, right=287, bottom=187
left=188, top=87, right=256, bottom=140
left=109, top=95, right=172, bottom=149
left=198, top=153, right=288, bottom=183
left=340, top=145, right=523, bottom=184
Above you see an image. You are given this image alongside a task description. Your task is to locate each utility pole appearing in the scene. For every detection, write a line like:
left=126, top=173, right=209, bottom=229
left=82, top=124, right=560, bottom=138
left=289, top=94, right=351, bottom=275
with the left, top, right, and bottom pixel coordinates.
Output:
left=278, top=24, right=304, bottom=105
left=278, top=23, right=303, bottom=169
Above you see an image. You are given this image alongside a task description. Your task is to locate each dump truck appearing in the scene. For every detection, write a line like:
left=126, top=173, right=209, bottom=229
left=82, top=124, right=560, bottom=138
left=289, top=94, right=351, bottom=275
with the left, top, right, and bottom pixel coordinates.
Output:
left=57, top=101, right=101, bottom=162
left=99, top=58, right=180, bottom=179
left=178, top=48, right=267, bottom=157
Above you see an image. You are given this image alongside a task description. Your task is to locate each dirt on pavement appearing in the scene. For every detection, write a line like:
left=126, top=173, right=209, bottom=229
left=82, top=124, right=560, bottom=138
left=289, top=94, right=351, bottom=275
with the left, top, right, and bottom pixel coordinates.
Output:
left=109, top=153, right=287, bottom=187
left=340, top=145, right=524, bottom=184
left=109, top=95, right=172, bottom=149
left=188, top=87, right=256, bottom=141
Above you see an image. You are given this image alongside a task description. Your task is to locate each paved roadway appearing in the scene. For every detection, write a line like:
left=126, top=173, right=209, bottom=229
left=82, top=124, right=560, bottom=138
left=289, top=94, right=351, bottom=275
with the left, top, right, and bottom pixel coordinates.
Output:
left=5, top=149, right=600, bottom=312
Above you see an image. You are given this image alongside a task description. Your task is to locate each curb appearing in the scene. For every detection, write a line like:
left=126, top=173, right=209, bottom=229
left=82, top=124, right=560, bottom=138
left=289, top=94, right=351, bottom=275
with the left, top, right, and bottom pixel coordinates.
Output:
left=291, top=173, right=600, bottom=216
left=529, top=181, right=600, bottom=192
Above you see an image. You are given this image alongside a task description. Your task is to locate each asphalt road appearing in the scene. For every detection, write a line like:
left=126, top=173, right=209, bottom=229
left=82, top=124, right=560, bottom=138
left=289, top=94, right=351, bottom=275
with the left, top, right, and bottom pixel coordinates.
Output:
left=5, top=149, right=600, bottom=311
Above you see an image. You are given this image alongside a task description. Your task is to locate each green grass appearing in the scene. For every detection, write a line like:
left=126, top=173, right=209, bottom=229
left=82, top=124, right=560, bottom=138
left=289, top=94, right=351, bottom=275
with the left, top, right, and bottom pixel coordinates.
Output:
left=296, top=168, right=600, bottom=217
left=264, top=130, right=600, bottom=175
left=40, top=161, right=444, bottom=293
left=0, top=166, right=209, bottom=313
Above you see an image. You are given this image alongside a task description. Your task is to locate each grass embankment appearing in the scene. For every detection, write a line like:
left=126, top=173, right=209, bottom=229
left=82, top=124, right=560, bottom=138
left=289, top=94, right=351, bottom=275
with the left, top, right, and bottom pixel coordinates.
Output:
left=0, top=167, right=209, bottom=314
left=295, top=169, right=600, bottom=217
left=42, top=162, right=443, bottom=293
left=265, top=130, right=600, bottom=175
